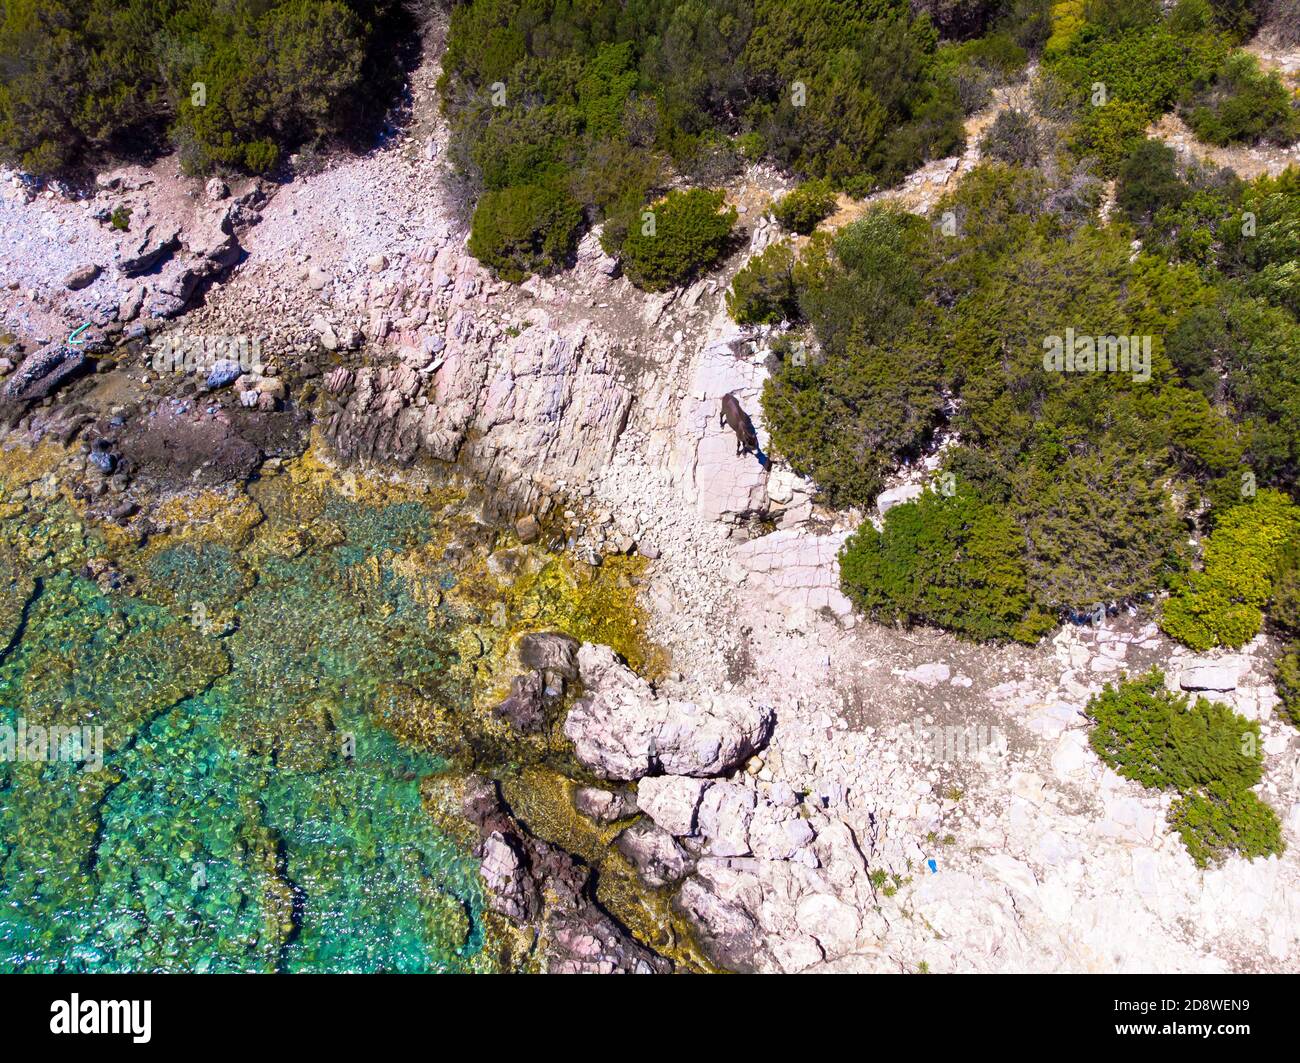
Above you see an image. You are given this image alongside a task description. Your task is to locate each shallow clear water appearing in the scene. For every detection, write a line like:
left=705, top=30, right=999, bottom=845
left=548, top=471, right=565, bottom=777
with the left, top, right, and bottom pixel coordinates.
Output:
left=0, top=473, right=502, bottom=973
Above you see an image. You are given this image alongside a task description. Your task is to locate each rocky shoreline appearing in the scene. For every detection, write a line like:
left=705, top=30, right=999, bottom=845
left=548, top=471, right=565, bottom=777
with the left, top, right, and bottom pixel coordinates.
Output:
left=4, top=25, right=1300, bottom=974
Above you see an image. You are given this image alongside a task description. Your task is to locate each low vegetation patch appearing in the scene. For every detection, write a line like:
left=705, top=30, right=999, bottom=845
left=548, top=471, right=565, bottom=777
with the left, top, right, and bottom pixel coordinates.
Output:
left=772, top=179, right=838, bottom=235
left=1086, top=671, right=1282, bottom=867
left=1160, top=489, right=1300, bottom=651
left=440, top=0, right=968, bottom=282
left=0, top=0, right=415, bottom=176
left=1179, top=51, right=1300, bottom=147
left=726, top=241, right=799, bottom=325
left=613, top=188, right=736, bottom=292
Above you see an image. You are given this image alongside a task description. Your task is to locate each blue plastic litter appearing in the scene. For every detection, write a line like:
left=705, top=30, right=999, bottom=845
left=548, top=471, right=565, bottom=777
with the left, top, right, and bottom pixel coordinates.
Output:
left=927, top=859, right=937, bottom=874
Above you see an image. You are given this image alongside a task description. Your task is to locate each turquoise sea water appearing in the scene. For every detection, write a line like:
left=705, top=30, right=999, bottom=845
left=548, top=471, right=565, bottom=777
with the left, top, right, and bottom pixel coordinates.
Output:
left=0, top=478, right=503, bottom=973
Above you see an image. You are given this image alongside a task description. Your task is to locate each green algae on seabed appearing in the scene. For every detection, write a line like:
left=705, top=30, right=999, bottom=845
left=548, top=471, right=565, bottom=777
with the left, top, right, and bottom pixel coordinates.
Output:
left=0, top=455, right=505, bottom=972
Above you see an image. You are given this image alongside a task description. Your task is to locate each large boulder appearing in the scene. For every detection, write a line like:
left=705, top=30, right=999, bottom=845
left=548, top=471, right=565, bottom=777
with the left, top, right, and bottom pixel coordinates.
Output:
left=0, top=344, right=88, bottom=409
left=636, top=775, right=709, bottom=836
left=1179, top=659, right=1245, bottom=693
left=573, top=786, right=637, bottom=823
left=63, top=264, right=101, bottom=290
left=616, top=821, right=692, bottom=888
left=697, top=782, right=756, bottom=857
left=118, top=224, right=181, bottom=275
left=673, top=870, right=768, bottom=974
left=460, top=774, right=671, bottom=973
left=518, top=631, right=579, bottom=682
left=563, top=643, right=774, bottom=781
left=493, top=672, right=546, bottom=733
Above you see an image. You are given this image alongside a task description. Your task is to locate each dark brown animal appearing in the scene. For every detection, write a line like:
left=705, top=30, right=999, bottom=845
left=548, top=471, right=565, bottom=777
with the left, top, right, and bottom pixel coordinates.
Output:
left=720, top=393, right=769, bottom=467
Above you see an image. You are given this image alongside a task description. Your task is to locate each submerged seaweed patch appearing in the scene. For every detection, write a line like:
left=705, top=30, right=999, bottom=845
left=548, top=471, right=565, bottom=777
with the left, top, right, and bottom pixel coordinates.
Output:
left=0, top=444, right=669, bottom=971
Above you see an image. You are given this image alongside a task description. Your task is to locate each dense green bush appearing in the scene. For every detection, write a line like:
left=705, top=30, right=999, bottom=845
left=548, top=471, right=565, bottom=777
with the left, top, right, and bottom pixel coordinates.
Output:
left=759, top=162, right=1287, bottom=632
left=935, top=31, right=1029, bottom=113
left=1203, top=0, right=1267, bottom=39
left=1087, top=670, right=1262, bottom=792
left=1046, top=14, right=1228, bottom=115
left=1042, top=5, right=1231, bottom=173
left=1086, top=671, right=1280, bottom=866
left=1115, top=139, right=1188, bottom=224
left=726, top=241, right=799, bottom=324
left=441, top=0, right=966, bottom=279
left=1273, top=643, right=1300, bottom=727
left=1271, top=536, right=1300, bottom=633
left=910, top=0, right=1004, bottom=39
left=772, top=179, right=838, bottom=235
left=467, top=182, right=584, bottom=282
left=1169, top=782, right=1284, bottom=868
left=763, top=333, right=943, bottom=506
left=839, top=487, right=1037, bottom=641
left=1012, top=439, right=1186, bottom=609
left=1180, top=52, right=1300, bottom=147
left=763, top=208, right=942, bottom=506
left=0, top=0, right=410, bottom=176
left=979, top=107, right=1047, bottom=165
left=1220, top=167, right=1300, bottom=318
left=1161, top=490, right=1300, bottom=650
left=1067, top=99, right=1154, bottom=174
left=794, top=209, right=931, bottom=354
left=614, top=188, right=736, bottom=291
left=742, top=1, right=965, bottom=193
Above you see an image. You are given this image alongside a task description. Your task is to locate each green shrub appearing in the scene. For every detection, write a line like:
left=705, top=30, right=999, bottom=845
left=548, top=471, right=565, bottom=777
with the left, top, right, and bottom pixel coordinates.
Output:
left=1273, top=643, right=1300, bottom=727
left=0, top=0, right=400, bottom=177
left=936, top=29, right=1030, bottom=113
left=1115, top=138, right=1188, bottom=224
left=1170, top=783, right=1283, bottom=867
left=1087, top=670, right=1263, bottom=792
left=1147, top=185, right=1239, bottom=266
left=772, top=180, right=837, bottom=235
left=468, top=182, right=584, bottom=282
left=1224, top=168, right=1300, bottom=317
left=1086, top=669, right=1282, bottom=866
left=1204, top=0, right=1264, bottom=38
left=726, top=242, right=799, bottom=325
left=1180, top=52, right=1300, bottom=147
left=614, top=188, right=736, bottom=291
left=979, top=107, right=1047, bottom=166
left=1044, top=12, right=1231, bottom=173
left=764, top=333, right=943, bottom=507
left=839, top=487, right=1034, bottom=641
left=1083, top=0, right=1163, bottom=35
left=441, top=0, right=963, bottom=279
left=796, top=209, right=931, bottom=353
left=912, top=0, right=1005, bottom=38
left=743, top=1, right=965, bottom=195
left=1068, top=99, right=1153, bottom=174
left=1047, top=20, right=1228, bottom=117
left=1013, top=439, right=1187, bottom=610
left=1169, top=0, right=1215, bottom=33
left=1163, top=286, right=1300, bottom=493
left=1272, top=537, right=1300, bottom=634
left=1161, top=489, right=1300, bottom=650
